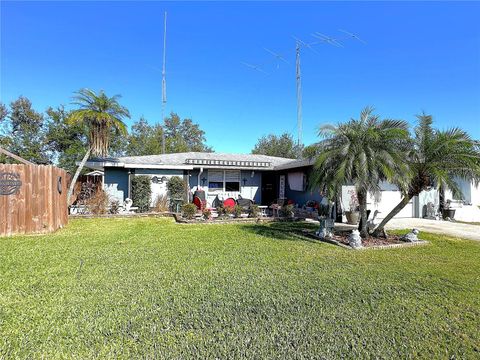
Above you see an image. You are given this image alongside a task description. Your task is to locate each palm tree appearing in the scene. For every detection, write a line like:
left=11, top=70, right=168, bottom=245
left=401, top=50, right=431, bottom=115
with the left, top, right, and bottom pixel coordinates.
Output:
left=372, top=113, right=480, bottom=236
left=310, top=107, right=410, bottom=238
left=66, top=89, right=130, bottom=204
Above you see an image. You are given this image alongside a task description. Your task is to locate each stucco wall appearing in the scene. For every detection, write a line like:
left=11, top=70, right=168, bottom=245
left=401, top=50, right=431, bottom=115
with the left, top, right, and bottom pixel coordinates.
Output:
left=103, top=167, right=129, bottom=203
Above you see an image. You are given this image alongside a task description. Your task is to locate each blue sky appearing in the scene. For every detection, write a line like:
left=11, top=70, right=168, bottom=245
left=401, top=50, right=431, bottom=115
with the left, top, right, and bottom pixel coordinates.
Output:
left=1, top=1, right=479, bottom=153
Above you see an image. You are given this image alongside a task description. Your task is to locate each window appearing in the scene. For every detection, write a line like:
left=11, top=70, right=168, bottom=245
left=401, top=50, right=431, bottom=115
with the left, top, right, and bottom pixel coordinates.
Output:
left=208, top=170, right=223, bottom=191
left=225, top=182, right=240, bottom=191
left=225, top=170, right=240, bottom=192
left=207, top=170, right=241, bottom=192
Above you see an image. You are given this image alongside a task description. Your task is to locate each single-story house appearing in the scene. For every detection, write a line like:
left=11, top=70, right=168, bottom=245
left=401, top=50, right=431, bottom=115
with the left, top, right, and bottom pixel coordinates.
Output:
left=83, top=151, right=453, bottom=220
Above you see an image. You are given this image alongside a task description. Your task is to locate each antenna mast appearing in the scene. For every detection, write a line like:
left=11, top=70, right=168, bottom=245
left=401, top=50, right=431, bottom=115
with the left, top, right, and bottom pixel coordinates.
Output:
left=295, top=42, right=302, bottom=147
left=161, top=11, right=167, bottom=154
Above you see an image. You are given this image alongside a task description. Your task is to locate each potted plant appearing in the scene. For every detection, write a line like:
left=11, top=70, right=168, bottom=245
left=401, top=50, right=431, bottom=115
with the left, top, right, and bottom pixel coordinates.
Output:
left=442, top=200, right=456, bottom=220
left=344, top=191, right=360, bottom=225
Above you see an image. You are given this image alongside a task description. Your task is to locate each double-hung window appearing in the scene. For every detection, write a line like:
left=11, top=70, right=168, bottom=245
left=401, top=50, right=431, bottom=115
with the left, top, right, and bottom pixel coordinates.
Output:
left=208, top=170, right=241, bottom=192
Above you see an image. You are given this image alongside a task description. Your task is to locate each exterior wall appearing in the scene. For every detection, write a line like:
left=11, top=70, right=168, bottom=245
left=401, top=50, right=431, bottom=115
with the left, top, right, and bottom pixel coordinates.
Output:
left=103, top=167, right=129, bottom=203
left=133, top=169, right=184, bottom=207
left=278, top=167, right=323, bottom=205
left=188, top=168, right=262, bottom=206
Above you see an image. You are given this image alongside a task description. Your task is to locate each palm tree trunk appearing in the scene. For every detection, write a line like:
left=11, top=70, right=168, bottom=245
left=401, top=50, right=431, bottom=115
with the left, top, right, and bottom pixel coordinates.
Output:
left=371, top=194, right=413, bottom=237
left=358, top=190, right=369, bottom=238
left=67, top=147, right=92, bottom=206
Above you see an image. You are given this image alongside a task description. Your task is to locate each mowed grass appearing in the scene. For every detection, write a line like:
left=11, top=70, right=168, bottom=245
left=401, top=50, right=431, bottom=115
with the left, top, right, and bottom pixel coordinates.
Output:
left=1, top=218, right=479, bottom=359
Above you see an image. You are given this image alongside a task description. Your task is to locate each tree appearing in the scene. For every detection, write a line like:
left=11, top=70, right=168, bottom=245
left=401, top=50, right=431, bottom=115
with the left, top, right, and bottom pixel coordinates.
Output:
left=67, top=89, right=130, bottom=204
left=372, top=113, right=480, bottom=236
left=309, top=107, right=410, bottom=238
left=164, top=112, right=212, bottom=153
left=0, top=97, right=49, bottom=164
left=252, top=133, right=302, bottom=159
left=44, top=106, right=88, bottom=173
left=126, top=117, right=164, bottom=156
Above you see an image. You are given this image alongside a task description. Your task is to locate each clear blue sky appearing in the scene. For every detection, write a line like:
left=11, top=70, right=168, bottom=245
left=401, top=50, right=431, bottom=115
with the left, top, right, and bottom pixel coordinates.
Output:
left=1, top=1, right=479, bottom=153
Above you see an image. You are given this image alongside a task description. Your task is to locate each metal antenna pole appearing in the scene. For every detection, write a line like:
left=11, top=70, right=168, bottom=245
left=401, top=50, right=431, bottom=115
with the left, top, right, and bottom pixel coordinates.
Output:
left=295, top=42, right=303, bottom=148
left=161, top=11, right=167, bottom=154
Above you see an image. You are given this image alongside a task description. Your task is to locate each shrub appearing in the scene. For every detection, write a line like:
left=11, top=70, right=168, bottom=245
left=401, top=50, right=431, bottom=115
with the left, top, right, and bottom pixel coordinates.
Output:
left=167, top=176, right=187, bottom=201
left=279, top=204, right=295, bottom=218
left=216, top=205, right=225, bottom=218
left=153, top=194, right=169, bottom=212
left=249, top=204, right=259, bottom=218
left=131, top=175, right=152, bottom=212
left=85, top=190, right=109, bottom=215
left=109, top=200, right=121, bottom=214
left=233, top=205, right=243, bottom=218
left=182, top=203, right=197, bottom=220
left=202, top=208, right=211, bottom=220
left=224, top=205, right=234, bottom=216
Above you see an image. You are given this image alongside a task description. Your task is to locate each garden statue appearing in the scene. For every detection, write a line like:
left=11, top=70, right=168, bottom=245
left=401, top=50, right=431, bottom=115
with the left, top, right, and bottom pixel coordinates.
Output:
left=367, top=210, right=380, bottom=233
left=401, top=228, right=420, bottom=242
left=121, top=198, right=134, bottom=213
left=426, top=202, right=436, bottom=220
left=316, top=198, right=335, bottom=240
left=348, top=230, right=363, bottom=249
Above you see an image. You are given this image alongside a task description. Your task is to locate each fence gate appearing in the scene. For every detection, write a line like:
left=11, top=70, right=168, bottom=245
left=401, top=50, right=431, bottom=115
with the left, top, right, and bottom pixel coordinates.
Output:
left=0, top=164, right=68, bottom=237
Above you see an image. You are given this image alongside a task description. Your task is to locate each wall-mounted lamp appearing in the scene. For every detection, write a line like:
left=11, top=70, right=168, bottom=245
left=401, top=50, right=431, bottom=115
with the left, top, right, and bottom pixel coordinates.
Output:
left=242, top=178, right=248, bottom=186
left=201, top=177, right=207, bottom=186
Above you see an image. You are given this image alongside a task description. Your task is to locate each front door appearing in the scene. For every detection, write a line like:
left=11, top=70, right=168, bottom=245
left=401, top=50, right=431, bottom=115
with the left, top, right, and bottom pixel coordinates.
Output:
left=261, top=172, right=277, bottom=205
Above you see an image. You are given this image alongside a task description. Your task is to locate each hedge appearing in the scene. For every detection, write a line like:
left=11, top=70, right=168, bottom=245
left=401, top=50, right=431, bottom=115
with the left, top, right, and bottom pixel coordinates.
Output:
left=131, top=175, right=152, bottom=212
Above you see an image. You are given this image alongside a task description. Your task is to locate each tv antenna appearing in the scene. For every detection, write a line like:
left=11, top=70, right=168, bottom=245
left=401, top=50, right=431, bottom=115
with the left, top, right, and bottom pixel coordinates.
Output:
left=241, top=61, right=269, bottom=75
left=292, top=30, right=365, bottom=149
left=161, top=11, right=167, bottom=154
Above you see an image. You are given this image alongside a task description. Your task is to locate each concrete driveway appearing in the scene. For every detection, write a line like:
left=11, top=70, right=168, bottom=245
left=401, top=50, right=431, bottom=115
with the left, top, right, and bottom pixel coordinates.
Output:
left=385, top=218, right=480, bottom=241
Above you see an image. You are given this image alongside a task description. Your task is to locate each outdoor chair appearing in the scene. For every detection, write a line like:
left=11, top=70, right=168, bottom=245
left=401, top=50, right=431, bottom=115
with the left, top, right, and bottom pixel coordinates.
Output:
left=237, top=198, right=253, bottom=211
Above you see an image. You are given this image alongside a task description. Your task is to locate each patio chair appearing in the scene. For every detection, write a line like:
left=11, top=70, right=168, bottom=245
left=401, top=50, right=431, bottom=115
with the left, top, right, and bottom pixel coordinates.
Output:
left=237, top=197, right=253, bottom=211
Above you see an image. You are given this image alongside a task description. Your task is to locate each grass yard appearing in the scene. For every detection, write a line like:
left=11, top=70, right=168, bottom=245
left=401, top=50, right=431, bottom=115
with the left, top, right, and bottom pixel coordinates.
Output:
left=1, top=218, right=479, bottom=359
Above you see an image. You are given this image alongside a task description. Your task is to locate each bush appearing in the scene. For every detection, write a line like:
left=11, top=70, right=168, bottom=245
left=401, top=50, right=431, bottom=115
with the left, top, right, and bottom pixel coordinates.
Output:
left=167, top=176, right=187, bottom=201
left=153, top=194, right=169, bottom=213
left=182, top=203, right=197, bottom=220
left=85, top=190, right=109, bottom=215
left=224, top=205, right=234, bottom=216
left=131, top=175, right=152, bottom=212
left=109, top=200, right=121, bottom=214
left=233, top=204, right=243, bottom=218
left=279, top=204, right=295, bottom=218
left=249, top=204, right=259, bottom=218
left=202, top=208, right=211, bottom=220
left=216, top=205, right=225, bottom=218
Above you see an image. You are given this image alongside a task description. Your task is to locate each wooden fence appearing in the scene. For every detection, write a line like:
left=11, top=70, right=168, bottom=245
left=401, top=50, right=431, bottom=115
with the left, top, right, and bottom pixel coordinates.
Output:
left=0, top=164, right=68, bottom=237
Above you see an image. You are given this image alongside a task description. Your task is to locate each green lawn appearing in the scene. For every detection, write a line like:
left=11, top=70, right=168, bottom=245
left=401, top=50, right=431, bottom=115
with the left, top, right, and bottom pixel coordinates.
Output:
left=1, top=218, right=479, bottom=359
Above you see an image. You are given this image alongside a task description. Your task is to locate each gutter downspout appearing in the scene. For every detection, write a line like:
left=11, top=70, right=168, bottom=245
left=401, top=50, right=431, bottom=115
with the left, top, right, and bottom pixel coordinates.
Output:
left=197, top=167, right=204, bottom=191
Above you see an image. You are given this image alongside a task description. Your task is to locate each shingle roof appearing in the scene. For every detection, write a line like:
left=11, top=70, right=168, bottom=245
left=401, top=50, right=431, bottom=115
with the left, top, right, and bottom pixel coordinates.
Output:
left=86, top=152, right=299, bottom=170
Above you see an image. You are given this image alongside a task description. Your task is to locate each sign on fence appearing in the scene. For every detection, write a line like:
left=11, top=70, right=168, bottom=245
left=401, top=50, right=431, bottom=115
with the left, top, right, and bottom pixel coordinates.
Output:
left=0, top=164, right=68, bottom=237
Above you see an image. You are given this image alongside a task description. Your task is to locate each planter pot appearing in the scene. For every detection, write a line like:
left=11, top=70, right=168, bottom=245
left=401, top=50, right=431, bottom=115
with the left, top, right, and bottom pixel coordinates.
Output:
left=345, top=211, right=360, bottom=225
left=442, top=209, right=456, bottom=220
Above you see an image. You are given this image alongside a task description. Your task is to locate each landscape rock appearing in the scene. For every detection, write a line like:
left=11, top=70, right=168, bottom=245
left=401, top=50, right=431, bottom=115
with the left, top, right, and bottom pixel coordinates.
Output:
left=401, top=228, right=420, bottom=242
left=348, top=230, right=363, bottom=249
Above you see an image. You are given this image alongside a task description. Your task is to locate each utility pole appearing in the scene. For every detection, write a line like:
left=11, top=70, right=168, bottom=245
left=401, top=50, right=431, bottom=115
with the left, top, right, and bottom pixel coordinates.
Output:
left=295, top=42, right=303, bottom=148
left=161, top=11, right=167, bottom=154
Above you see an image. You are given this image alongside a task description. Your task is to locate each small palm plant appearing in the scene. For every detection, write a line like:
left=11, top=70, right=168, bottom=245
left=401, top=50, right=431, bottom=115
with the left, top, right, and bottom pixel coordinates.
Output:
left=372, top=114, right=480, bottom=236
left=309, top=107, right=410, bottom=238
left=67, top=89, right=130, bottom=204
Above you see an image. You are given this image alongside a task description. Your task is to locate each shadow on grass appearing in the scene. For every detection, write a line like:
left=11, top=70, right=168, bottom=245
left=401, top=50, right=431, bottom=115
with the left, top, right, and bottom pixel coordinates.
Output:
left=241, top=221, right=321, bottom=244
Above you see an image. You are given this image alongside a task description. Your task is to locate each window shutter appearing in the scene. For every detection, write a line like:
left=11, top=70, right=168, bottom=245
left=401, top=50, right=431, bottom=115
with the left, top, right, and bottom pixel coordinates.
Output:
left=225, top=171, right=240, bottom=182
left=209, top=170, right=224, bottom=182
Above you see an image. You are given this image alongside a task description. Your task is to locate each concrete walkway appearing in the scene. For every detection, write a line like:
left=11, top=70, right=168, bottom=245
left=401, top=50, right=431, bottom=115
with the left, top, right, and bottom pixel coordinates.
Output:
left=385, top=218, right=480, bottom=241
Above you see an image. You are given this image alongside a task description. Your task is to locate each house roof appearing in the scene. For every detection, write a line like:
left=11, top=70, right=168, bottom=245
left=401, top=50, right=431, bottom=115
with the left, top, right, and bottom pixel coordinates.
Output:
left=84, top=152, right=300, bottom=171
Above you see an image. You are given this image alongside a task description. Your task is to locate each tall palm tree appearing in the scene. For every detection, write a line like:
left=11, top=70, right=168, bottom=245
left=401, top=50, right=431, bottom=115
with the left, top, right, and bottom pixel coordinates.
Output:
left=310, top=107, right=410, bottom=238
left=66, top=89, right=130, bottom=204
left=372, top=114, right=480, bottom=236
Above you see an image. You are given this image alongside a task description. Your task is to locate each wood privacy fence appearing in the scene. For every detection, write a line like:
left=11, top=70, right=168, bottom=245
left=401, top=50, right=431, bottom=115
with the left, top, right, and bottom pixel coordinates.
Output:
left=0, top=164, right=68, bottom=237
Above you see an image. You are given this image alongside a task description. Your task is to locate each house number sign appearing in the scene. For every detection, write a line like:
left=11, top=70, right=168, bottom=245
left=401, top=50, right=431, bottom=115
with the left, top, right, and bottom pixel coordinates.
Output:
left=0, top=172, right=22, bottom=195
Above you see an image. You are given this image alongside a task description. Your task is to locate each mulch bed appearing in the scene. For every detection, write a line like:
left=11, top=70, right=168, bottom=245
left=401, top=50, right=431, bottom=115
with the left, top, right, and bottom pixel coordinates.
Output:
left=302, top=229, right=428, bottom=250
